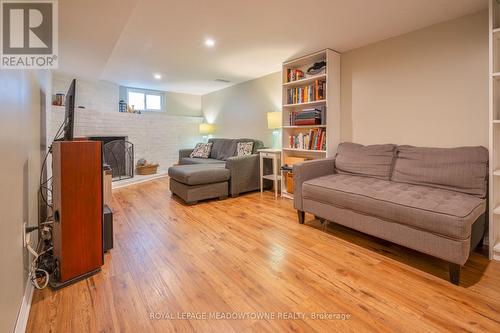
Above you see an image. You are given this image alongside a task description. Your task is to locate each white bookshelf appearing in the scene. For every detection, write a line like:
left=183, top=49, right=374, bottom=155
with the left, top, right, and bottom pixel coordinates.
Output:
left=490, top=0, right=500, bottom=261
left=283, top=125, right=327, bottom=129
left=280, top=49, right=341, bottom=199
left=282, top=73, right=327, bottom=87
left=282, top=148, right=327, bottom=153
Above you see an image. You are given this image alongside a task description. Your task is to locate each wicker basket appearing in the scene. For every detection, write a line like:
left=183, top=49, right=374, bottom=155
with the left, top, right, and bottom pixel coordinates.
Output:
left=286, top=172, right=294, bottom=194
left=136, top=164, right=159, bottom=175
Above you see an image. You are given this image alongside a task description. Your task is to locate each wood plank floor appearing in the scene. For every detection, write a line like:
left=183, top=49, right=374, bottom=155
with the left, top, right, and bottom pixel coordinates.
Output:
left=27, top=178, right=500, bottom=332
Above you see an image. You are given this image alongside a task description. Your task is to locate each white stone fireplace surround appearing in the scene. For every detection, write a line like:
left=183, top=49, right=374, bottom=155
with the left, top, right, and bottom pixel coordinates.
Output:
left=50, top=106, right=203, bottom=175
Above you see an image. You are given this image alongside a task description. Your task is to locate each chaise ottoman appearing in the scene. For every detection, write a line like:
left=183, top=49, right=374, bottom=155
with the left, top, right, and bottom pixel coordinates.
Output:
left=168, top=164, right=229, bottom=205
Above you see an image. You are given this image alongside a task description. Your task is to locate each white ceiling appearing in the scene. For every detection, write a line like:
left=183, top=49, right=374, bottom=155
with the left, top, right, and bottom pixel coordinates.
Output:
left=57, top=0, right=487, bottom=95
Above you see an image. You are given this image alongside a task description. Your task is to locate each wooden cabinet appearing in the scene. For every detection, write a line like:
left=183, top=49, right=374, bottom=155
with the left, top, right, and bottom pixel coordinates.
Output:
left=51, top=140, right=103, bottom=285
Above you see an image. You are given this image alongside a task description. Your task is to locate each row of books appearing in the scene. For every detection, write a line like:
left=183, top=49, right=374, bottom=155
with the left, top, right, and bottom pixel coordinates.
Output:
left=286, top=80, right=325, bottom=105
left=288, top=128, right=326, bottom=151
left=289, top=107, right=325, bottom=126
left=286, top=69, right=305, bottom=82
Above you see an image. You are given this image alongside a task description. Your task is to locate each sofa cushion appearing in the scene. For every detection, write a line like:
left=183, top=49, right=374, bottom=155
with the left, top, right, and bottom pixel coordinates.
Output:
left=335, top=142, right=396, bottom=180
left=244, top=139, right=264, bottom=153
left=392, top=145, right=488, bottom=198
left=189, top=142, right=213, bottom=158
left=179, top=157, right=225, bottom=165
left=209, top=138, right=265, bottom=160
left=209, top=139, right=236, bottom=160
left=168, top=164, right=230, bottom=186
left=237, top=142, right=254, bottom=156
left=302, top=174, right=485, bottom=240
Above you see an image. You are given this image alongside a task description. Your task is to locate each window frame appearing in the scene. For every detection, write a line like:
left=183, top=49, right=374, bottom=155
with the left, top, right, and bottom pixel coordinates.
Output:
left=126, top=88, right=164, bottom=112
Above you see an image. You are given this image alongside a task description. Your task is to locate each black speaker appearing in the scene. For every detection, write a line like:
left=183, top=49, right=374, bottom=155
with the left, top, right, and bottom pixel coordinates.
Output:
left=103, top=205, right=113, bottom=252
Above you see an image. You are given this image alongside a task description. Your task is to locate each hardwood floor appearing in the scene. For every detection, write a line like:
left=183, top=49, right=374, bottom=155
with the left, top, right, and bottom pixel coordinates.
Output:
left=27, top=178, right=500, bottom=332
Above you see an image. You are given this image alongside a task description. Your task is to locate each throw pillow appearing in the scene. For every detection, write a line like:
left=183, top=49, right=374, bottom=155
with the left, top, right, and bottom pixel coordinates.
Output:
left=190, top=143, right=213, bottom=158
left=237, top=142, right=254, bottom=156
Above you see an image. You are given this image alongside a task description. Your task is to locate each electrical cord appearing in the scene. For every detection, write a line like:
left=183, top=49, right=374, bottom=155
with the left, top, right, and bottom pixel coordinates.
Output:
left=29, top=118, right=67, bottom=290
left=27, top=239, right=52, bottom=289
left=39, top=118, right=66, bottom=212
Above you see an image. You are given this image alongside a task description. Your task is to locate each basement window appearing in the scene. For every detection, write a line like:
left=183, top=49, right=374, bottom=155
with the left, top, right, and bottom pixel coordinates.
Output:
left=126, top=88, right=164, bottom=112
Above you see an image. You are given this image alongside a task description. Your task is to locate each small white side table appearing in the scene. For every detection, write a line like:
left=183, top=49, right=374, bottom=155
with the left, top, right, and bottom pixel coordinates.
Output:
left=258, top=149, right=281, bottom=197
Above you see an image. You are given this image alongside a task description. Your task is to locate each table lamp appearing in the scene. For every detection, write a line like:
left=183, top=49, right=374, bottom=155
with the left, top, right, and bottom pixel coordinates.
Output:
left=267, top=111, right=282, bottom=149
left=199, top=123, right=215, bottom=142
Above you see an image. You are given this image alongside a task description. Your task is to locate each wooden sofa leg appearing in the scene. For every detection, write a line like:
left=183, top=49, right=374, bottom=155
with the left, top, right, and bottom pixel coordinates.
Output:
left=449, top=263, right=461, bottom=285
left=297, top=210, right=305, bottom=224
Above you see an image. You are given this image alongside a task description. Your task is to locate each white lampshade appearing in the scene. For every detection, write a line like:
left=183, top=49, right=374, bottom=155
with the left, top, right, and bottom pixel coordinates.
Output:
left=267, top=111, right=282, bottom=129
left=199, top=123, right=215, bottom=135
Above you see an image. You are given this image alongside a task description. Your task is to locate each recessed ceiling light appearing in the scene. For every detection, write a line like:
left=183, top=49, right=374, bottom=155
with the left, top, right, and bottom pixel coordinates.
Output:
left=204, top=38, right=215, bottom=47
left=154, top=73, right=162, bottom=80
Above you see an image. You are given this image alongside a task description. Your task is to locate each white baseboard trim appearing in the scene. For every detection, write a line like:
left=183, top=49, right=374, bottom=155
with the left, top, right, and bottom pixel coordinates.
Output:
left=112, top=172, right=168, bottom=189
left=14, top=279, right=34, bottom=333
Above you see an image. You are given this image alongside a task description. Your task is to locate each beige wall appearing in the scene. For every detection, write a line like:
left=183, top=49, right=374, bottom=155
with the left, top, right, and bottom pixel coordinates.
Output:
left=164, top=91, right=202, bottom=117
left=0, top=70, right=50, bottom=333
left=202, top=72, right=282, bottom=147
left=341, top=11, right=488, bottom=147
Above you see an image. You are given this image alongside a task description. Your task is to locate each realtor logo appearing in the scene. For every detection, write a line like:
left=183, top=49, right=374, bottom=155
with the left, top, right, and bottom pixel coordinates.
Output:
left=1, top=0, right=58, bottom=68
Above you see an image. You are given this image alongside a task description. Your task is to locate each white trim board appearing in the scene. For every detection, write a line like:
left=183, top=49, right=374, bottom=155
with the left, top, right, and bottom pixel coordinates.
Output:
left=14, top=279, right=34, bottom=333
left=112, top=172, right=169, bottom=189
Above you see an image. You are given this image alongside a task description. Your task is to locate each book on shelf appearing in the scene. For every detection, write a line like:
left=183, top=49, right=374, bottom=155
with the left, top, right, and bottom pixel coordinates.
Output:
left=286, top=80, right=325, bottom=104
left=286, top=69, right=304, bottom=82
left=289, top=106, right=326, bottom=126
left=288, top=128, right=326, bottom=151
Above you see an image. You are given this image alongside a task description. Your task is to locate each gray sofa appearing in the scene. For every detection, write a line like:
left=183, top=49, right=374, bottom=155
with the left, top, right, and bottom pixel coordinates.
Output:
left=169, top=138, right=264, bottom=203
left=294, top=142, right=488, bottom=284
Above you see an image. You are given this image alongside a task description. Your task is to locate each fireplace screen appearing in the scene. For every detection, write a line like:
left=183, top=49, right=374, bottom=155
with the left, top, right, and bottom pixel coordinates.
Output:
left=103, top=140, right=134, bottom=181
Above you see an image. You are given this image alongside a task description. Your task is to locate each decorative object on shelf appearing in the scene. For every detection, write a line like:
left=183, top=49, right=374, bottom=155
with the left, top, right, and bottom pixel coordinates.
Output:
left=307, top=61, right=326, bottom=75
left=119, top=99, right=127, bottom=113
left=286, top=69, right=304, bottom=82
left=199, top=123, right=215, bottom=143
left=125, top=104, right=142, bottom=114
left=52, top=93, right=65, bottom=106
left=267, top=111, right=282, bottom=149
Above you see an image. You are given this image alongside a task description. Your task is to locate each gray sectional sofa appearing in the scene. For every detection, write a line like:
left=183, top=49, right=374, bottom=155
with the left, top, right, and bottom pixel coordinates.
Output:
left=294, top=142, right=488, bottom=284
left=168, top=138, right=264, bottom=204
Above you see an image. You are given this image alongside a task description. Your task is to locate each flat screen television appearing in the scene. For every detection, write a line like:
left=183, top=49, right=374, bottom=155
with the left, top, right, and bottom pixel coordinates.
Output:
left=63, top=79, right=76, bottom=141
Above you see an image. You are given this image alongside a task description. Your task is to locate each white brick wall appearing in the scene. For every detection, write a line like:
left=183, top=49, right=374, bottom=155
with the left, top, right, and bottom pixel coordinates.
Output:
left=50, top=106, right=203, bottom=173
left=53, top=75, right=119, bottom=113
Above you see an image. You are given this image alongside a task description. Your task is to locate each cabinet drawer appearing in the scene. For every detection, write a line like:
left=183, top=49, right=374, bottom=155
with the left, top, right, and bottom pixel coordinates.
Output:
left=260, top=152, right=276, bottom=158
